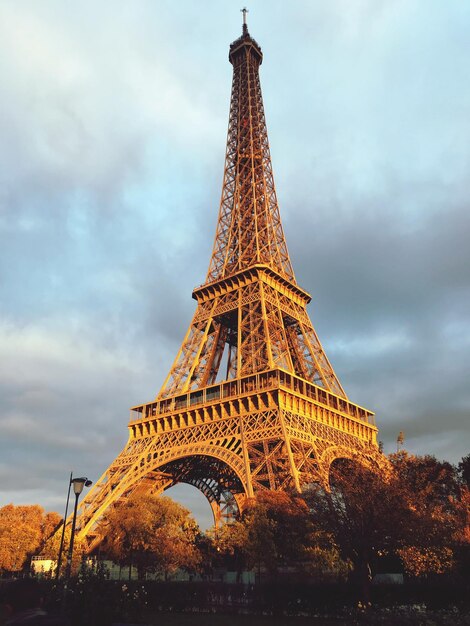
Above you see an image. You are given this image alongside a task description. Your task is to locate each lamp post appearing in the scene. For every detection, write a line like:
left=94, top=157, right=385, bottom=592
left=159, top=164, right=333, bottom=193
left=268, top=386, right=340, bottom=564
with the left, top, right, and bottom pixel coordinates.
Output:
left=64, top=476, right=92, bottom=580
left=56, top=472, right=73, bottom=579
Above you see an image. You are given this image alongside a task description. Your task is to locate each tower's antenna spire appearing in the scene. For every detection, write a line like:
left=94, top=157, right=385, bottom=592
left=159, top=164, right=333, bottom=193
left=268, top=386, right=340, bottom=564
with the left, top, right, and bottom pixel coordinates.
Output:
left=241, top=7, right=248, bottom=35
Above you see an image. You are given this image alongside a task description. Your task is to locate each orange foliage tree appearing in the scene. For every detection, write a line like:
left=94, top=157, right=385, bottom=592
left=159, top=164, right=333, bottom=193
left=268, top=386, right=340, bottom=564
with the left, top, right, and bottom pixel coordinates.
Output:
left=98, top=493, right=201, bottom=579
left=0, top=504, right=61, bottom=573
left=389, top=452, right=464, bottom=577
left=304, top=452, right=468, bottom=600
left=305, top=458, right=411, bottom=601
left=212, top=490, right=346, bottom=581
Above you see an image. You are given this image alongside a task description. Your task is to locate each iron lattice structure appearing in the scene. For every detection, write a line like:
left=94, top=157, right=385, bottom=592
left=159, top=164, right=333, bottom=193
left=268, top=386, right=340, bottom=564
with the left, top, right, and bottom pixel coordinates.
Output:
left=75, top=23, right=382, bottom=544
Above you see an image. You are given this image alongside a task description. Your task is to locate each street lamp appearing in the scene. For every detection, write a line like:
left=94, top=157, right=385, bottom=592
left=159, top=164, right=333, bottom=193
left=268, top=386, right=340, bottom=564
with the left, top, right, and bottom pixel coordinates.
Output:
left=55, top=472, right=73, bottom=580
left=64, top=476, right=92, bottom=580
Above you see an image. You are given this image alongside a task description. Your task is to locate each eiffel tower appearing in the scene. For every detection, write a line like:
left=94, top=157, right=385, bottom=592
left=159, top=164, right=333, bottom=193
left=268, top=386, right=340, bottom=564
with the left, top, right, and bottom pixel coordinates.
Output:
left=76, top=16, right=381, bottom=543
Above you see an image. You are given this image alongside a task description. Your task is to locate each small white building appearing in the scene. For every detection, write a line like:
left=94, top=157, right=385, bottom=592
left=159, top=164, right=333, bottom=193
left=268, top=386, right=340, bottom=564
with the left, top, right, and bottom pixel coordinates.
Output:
left=31, top=556, right=56, bottom=575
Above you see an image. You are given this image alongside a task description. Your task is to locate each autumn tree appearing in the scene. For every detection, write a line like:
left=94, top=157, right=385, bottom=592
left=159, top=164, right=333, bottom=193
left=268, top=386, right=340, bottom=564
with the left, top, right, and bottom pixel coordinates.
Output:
left=390, top=452, right=458, bottom=502
left=240, top=491, right=330, bottom=576
left=0, top=504, right=61, bottom=573
left=305, top=453, right=468, bottom=602
left=204, top=517, right=248, bottom=577
left=98, top=493, right=201, bottom=579
left=389, top=452, right=464, bottom=578
left=305, top=459, right=412, bottom=602
left=211, top=490, right=346, bottom=581
left=453, top=485, right=470, bottom=578
left=458, top=454, right=470, bottom=488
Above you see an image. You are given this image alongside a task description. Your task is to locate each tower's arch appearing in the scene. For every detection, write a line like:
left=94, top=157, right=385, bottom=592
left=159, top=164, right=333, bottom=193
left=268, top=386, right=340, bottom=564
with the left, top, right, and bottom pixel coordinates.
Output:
left=157, top=455, right=245, bottom=526
left=322, top=446, right=391, bottom=489
left=77, top=443, right=249, bottom=543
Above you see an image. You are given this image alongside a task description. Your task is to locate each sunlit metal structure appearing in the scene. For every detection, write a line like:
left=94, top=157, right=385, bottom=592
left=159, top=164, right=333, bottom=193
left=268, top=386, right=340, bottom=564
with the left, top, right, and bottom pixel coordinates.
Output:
left=76, top=19, right=383, bottom=544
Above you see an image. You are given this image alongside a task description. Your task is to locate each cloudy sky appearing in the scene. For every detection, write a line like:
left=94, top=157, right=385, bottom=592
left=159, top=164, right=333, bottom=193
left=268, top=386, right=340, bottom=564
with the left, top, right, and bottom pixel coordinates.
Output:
left=1, top=0, right=469, bottom=528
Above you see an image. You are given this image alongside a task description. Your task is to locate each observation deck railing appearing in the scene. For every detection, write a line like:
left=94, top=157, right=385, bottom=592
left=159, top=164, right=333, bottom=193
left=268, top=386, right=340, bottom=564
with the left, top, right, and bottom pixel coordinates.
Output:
left=130, top=369, right=375, bottom=427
